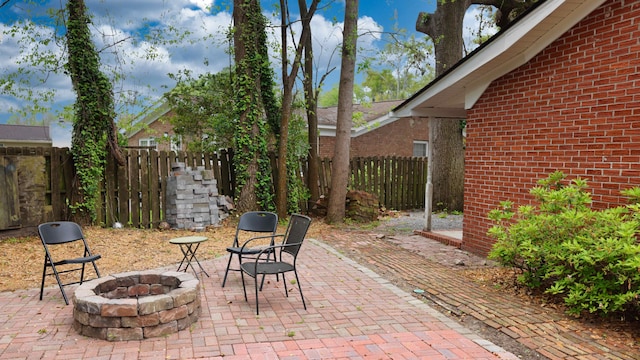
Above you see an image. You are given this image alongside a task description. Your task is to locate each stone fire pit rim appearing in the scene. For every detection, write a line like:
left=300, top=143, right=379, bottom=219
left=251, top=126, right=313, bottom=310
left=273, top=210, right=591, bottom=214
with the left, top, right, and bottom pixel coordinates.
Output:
left=73, top=270, right=197, bottom=302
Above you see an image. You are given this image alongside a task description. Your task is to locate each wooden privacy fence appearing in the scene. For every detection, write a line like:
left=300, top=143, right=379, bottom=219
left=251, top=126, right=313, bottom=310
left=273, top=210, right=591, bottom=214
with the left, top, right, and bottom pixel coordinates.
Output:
left=102, top=148, right=234, bottom=228
left=317, top=156, right=427, bottom=211
left=0, top=147, right=234, bottom=230
left=1, top=147, right=426, bottom=230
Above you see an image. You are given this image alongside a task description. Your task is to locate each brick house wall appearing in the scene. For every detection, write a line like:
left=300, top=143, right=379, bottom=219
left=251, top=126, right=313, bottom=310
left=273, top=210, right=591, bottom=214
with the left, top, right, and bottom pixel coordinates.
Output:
left=463, top=0, right=640, bottom=256
left=319, top=116, right=429, bottom=158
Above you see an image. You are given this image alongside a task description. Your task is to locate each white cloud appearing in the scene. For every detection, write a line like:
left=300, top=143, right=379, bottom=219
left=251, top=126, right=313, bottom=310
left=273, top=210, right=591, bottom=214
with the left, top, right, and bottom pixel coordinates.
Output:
left=0, top=0, right=385, bottom=143
left=189, top=0, right=215, bottom=11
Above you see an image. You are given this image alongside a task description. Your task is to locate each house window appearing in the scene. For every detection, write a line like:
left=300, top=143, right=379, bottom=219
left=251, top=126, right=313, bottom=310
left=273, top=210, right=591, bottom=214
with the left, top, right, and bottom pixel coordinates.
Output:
left=139, top=138, right=157, bottom=149
left=171, top=136, right=182, bottom=152
left=413, top=141, right=428, bottom=157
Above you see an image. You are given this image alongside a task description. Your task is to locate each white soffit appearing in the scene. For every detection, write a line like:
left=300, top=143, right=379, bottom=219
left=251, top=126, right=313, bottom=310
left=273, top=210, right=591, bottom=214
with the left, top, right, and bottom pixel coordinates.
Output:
left=392, top=0, right=608, bottom=119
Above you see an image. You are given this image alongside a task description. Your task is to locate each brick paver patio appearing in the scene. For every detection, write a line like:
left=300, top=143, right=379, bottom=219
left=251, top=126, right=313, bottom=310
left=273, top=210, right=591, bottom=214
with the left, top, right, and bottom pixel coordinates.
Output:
left=0, top=239, right=516, bottom=360
left=318, top=231, right=640, bottom=360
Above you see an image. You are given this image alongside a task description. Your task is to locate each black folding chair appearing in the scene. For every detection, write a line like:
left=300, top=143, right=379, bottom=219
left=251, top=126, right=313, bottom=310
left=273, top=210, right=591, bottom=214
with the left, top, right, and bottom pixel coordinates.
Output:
left=221, top=211, right=278, bottom=287
left=240, top=214, right=311, bottom=315
left=38, top=221, right=101, bottom=305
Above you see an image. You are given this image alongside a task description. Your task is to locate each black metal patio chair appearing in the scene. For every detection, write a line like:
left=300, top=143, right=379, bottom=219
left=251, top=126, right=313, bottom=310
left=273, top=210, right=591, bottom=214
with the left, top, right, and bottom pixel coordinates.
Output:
left=239, top=214, right=311, bottom=315
left=221, top=211, right=278, bottom=287
left=38, top=221, right=101, bottom=305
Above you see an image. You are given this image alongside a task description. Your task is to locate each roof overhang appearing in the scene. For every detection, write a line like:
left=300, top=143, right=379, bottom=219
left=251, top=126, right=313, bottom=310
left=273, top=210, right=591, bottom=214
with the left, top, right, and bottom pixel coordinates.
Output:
left=392, top=0, right=607, bottom=119
left=0, top=140, right=52, bottom=145
left=319, top=111, right=398, bottom=138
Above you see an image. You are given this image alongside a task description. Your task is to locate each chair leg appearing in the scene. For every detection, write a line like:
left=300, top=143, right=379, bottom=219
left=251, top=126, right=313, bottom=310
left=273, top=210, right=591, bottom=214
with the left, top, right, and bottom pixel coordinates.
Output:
left=240, top=270, right=248, bottom=302
left=221, top=253, right=235, bottom=287
left=80, top=263, right=86, bottom=285
left=282, top=273, right=289, bottom=297
left=254, top=274, right=260, bottom=315
left=51, top=266, right=69, bottom=305
left=294, top=270, right=306, bottom=310
left=40, top=258, right=47, bottom=301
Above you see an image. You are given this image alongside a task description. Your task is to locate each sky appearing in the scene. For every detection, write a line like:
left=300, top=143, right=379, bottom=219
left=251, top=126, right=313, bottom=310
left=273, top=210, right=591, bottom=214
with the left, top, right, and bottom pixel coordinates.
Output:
left=0, top=0, right=490, bottom=147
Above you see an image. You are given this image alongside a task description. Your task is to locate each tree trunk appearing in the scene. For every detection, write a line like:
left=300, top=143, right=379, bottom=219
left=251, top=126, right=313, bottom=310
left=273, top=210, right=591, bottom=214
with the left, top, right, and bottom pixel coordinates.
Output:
left=275, top=0, right=292, bottom=218
left=66, top=0, right=122, bottom=224
left=233, top=0, right=271, bottom=212
left=275, top=0, right=319, bottom=218
left=416, top=0, right=469, bottom=212
left=430, top=118, right=465, bottom=211
left=303, top=53, right=320, bottom=206
left=327, top=0, right=358, bottom=224
left=416, top=0, right=537, bottom=213
left=300, top=0, right=320, bottom=206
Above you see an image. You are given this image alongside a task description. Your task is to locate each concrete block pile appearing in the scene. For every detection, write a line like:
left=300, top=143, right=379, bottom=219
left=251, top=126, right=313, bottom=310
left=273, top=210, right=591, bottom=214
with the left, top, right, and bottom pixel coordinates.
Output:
left=165, top=162, right=230, bottom=230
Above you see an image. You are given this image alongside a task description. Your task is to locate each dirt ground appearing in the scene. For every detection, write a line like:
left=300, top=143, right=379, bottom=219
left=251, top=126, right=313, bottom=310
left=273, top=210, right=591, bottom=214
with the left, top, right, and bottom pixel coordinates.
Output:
left=0, top=215, right=313, bottom=292
left=1, top=212, right=638, bottom=358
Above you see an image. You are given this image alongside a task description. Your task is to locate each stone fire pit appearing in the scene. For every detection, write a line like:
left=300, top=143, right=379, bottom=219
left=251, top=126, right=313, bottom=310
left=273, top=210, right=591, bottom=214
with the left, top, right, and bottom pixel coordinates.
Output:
left=72, top=270, right=201, bottom=341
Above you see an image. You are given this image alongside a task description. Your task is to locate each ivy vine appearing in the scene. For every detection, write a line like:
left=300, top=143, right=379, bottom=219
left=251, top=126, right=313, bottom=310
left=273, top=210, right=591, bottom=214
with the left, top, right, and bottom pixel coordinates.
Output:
left=65, top=0, right=116, bottom=222
left=232, top=0, right=278, bottom=211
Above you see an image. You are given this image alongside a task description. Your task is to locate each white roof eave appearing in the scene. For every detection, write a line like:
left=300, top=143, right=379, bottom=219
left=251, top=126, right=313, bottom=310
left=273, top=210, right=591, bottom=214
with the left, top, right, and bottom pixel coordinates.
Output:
left=392, top=0, right=607, bottom=119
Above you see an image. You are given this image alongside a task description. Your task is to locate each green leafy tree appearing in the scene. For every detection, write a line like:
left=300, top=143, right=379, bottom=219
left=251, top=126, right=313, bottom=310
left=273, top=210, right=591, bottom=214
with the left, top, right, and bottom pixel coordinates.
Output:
left=163, top=70, right=236, bottom=152
left=0, top=5, right=61, bottom=120
left=363, top=30, right=434, bottom=101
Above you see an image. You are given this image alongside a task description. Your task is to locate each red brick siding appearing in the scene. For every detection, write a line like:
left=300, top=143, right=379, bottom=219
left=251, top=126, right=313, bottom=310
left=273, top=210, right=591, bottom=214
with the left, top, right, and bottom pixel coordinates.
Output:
left=464, top=0, right=640, bottom=256
left=319, top=136, right=336, bottom=158
left=319, top=116, right=429, bottom=158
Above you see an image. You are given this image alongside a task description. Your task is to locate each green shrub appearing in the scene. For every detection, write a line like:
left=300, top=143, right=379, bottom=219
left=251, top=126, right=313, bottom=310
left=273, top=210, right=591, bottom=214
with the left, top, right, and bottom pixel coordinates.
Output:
left=487, top=171, right=640, bottom=317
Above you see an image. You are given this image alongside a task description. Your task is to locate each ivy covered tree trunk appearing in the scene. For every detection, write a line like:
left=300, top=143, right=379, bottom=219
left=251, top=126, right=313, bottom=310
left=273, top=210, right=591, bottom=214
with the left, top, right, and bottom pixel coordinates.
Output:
left=232, top=0, right=275, bottom=212
left=66, top=0, right=124, bottom=224
left=326, top=0, right=358, bottom=224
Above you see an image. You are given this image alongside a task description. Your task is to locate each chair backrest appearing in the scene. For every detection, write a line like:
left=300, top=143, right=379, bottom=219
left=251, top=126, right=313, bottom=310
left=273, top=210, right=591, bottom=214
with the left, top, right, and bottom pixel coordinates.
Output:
left=38, top=221, right=86, bottom=245
left=237, top=211, right=278, bottom=233
left=281, top=214, right=312, bottom=257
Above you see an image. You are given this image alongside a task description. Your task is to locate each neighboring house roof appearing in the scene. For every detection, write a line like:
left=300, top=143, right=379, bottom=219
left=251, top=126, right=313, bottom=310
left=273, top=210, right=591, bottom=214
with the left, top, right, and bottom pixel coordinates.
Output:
left=392, top=0, right=607, bottom=118
left=127, top=101, right=172, bottom=139
left=318, top=99, right=404, bottom=137
left=132, top=99, right=406, bottom=139
left=0, top=124, right=52, bottom=144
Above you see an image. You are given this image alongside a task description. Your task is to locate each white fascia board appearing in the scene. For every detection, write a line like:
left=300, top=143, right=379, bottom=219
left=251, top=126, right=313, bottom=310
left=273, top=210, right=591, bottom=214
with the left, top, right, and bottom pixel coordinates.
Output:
left=318, top=124, right=336, bottom=137
left=351, top=112, right=397, bottom=137
left=394, top=0, right=607, bottom=118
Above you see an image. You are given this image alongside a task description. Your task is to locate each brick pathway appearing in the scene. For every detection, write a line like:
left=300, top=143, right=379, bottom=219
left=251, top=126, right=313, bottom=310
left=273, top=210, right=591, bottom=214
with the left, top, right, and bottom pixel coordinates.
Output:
left=0, top=239, right=516, bottom=360
left=317, top=230, right=640, bottom=360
